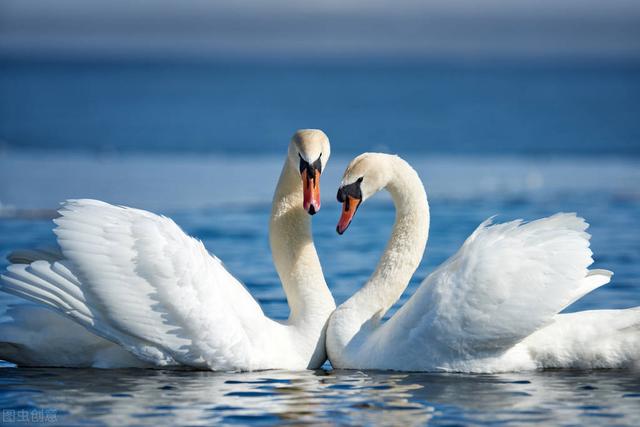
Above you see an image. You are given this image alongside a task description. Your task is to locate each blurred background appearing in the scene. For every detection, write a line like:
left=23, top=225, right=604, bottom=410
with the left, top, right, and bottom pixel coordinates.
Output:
left=1, top=0, right=639, bottom=158
left=1, top=1, right=639, bottom=309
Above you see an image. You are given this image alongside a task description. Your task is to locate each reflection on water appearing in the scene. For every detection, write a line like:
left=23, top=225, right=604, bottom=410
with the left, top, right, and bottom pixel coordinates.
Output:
left=1, top=366, right=639, bottom=425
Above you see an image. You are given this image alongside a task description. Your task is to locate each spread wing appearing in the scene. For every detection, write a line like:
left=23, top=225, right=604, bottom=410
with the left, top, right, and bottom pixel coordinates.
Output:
left=370, top=213, right=612, bottom=369
left=1, top=199, right=270, bottom=370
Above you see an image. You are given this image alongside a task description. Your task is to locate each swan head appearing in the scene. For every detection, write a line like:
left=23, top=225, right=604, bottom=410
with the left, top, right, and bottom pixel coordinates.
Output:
left=336, top=153, right=393, bottom=234
left=289, top=129, right=331, bottom=215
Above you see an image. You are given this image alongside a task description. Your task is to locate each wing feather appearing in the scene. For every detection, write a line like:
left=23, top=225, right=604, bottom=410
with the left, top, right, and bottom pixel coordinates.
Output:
left=372, top=213, right=612, bottom=368
left=2, top=199, right=269, bottom=370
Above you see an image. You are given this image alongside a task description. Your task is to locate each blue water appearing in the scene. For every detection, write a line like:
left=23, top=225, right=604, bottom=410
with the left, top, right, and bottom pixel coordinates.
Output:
left=1, top=60, right=639, bottom=156
left=0, top=60, right=640, bottom=425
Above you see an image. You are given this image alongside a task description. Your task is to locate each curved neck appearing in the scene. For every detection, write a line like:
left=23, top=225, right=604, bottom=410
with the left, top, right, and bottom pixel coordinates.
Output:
left=339, top=157, right=430, bottom=337
left=269, top=158, right=335, bottom=326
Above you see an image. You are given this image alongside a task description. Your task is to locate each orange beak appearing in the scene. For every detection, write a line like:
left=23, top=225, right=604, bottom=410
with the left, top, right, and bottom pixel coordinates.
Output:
left=302, top=168, right=321, bottom=215
left=336, top=195, right=361, bottom=234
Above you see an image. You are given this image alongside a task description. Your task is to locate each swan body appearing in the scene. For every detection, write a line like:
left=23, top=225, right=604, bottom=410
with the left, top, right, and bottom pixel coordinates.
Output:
left=0, top=303, right=151, bottom=368
left=0, top=130, right=335, bottom=370
left=327, top=153, right=640, bottom=372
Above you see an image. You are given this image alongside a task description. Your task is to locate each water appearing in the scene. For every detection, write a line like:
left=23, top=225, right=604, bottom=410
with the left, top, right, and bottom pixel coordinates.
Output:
left=0, top=368, right=639, bottom=426
left=1, top=60, right=640, bottom=424
left=1, top=60, right=639, bottom=157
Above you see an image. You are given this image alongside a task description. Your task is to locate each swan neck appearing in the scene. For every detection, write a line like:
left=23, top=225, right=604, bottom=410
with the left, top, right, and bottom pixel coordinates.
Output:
left=269, top=158, right=335, bottom=325
left=339, top=158, right=429, bottom=336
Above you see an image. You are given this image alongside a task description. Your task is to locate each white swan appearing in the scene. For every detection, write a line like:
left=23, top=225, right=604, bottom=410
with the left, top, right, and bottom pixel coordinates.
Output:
left=0, top=129, right=336, bottom=370
left=327, top=153, right=640, bottom=372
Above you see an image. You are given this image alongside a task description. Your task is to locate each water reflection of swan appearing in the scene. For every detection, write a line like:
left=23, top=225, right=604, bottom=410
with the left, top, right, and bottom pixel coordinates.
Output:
left=4, top=368, right=435, bottom=426
left=6, top=367, right=637, bottom=425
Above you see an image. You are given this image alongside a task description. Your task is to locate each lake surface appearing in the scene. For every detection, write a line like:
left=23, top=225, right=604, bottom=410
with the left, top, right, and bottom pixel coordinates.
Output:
left=0, top=367, right=639, bottom=426
left=1, top=60, right=639, bottom=157
left=0, top=60, right=639, bottom=424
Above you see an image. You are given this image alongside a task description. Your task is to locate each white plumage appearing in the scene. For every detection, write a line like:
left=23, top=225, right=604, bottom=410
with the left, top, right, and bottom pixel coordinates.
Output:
left=0, top=130, right=335, bottom=369
left=0, top=303, right=150, bottom=368
left=1, top=200, right=290, bottom=369
left=327, top=153, right=640, bottom=372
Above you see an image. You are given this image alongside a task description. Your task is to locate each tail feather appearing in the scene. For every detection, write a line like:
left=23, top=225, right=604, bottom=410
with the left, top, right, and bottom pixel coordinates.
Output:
left=528, top=307, right=640, bottom=369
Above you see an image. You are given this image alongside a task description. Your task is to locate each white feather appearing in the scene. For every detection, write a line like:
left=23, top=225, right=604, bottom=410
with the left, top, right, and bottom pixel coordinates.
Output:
left=327, top=154, right=637, bottom=372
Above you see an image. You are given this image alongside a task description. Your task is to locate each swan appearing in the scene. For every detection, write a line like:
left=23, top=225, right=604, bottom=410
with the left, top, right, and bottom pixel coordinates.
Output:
left=0, top=129, right=336, bottom=370
left=327, top=153, right=640, bottom=372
